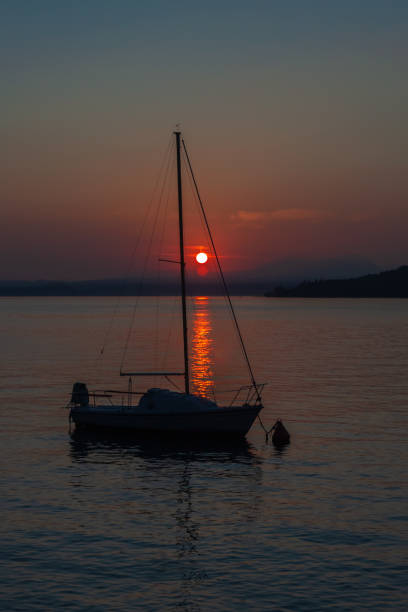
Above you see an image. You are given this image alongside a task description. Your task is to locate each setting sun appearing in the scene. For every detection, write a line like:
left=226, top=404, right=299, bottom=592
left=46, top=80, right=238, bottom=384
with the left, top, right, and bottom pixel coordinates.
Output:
left=195, top=252, right=208, bottom=264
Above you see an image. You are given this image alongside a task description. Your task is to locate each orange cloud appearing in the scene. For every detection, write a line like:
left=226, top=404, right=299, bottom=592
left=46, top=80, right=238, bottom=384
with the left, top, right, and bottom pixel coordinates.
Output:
left=231, top=208, right=328, bottom=223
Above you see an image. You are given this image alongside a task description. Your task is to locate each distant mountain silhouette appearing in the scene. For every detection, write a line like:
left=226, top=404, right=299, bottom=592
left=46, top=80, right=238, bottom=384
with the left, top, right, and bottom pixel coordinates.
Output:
left=0, top=277, right=266, bottom=296
left=1, top=264, right=406, bottom=297
left=266, top=266, right=408, bottom=297
left=0, top=279, right=170, bottom=296
left=242, top=256, right=379, bottom=285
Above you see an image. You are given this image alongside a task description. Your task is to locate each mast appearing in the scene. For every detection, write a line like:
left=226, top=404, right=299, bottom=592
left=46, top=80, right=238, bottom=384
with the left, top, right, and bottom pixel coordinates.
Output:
left=174, top=131, right=190, bottom=395
left=182, top=137, right=261, bottom=402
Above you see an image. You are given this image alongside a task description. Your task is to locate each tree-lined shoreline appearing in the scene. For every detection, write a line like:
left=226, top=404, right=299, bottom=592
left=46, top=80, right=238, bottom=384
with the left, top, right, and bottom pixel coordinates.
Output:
left=266, top=266, right=408, bottom=298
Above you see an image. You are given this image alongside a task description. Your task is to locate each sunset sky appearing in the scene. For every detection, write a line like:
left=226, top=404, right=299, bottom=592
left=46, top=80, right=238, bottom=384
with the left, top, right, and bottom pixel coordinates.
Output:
left=1, top=1, right=407, bottom=281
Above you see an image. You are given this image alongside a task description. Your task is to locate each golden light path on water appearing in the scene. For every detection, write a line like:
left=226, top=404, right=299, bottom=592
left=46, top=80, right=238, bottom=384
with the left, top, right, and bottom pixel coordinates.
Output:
left=190, top=296, right=214, bottom=399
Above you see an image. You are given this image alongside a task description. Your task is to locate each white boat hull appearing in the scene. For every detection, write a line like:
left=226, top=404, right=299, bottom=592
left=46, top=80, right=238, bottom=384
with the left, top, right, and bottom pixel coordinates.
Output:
left=70, top=403, right=261, bottom=436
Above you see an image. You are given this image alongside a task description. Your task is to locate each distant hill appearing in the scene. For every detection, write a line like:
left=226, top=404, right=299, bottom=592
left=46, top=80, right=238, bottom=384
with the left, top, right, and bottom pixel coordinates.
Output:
left=2, top=265, right=407, bottom=297
left=266, top=266, right=408, bottom=297
left=242, top=255, right=379, bottom=286
left=0, top=279, right=174, bottom=296
left=0, top=278, right=267, bottom=296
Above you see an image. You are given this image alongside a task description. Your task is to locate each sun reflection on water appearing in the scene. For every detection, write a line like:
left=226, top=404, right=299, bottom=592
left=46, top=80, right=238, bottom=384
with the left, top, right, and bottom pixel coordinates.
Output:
left=190, top=296, right=214, bottom=399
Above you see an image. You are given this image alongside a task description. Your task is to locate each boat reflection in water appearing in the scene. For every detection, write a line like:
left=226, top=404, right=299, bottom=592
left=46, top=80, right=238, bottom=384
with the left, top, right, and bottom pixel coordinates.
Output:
left=190, top=296, right=214, bottom=400
left=69, top=430, right=262, bottom=609
left=69, top=428, right=260, bottom=467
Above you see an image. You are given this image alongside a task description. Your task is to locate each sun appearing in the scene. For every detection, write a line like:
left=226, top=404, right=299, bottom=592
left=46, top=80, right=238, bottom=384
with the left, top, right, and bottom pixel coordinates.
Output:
left=195, top=252, right=208, bottom=264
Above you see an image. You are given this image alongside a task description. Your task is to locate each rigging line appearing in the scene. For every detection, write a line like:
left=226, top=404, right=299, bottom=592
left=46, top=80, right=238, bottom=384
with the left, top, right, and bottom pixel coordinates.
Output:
left=182, top=148, right=239, bottom=306
left=188, top=168, right=239, bottom=341
left=182, top=138, right=261, bottom=402
left=121, top=139, right=175, bottom=370
left=164, top=374, right=182, bottom=391
left=183, top=151, right=234, bottom=350
left=184, top=161, right=213, bottom=260
left=154, top=152, right=176, bottom=377
left=184, top=161, right=247, bottom=399
left=121, top=138, right=175, bottom=370
left=257, top=414, right=275, bottom=440
left=185, top=175, right=227, bottom=300
left=97, top=134, right=174, bottom=365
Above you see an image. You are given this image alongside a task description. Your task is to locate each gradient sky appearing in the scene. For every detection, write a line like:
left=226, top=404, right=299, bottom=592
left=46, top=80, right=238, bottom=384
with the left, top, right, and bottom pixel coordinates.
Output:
left=1, top=0, right=407, bottom=280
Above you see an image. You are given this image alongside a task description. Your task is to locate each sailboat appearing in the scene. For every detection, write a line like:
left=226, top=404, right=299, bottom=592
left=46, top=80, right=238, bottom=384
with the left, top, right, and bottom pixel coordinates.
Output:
left=69, top=131, right=263, bottom=436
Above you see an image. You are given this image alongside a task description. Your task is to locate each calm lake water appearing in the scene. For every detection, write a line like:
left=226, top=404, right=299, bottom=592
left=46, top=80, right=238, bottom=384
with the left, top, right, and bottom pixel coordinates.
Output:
left=1, top=297, right=407, bottom=611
